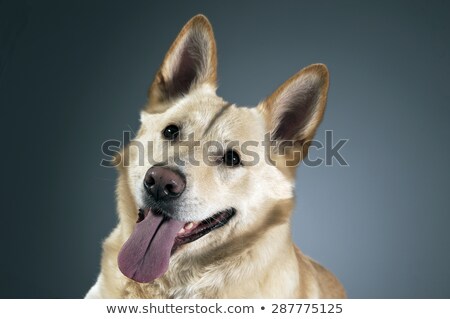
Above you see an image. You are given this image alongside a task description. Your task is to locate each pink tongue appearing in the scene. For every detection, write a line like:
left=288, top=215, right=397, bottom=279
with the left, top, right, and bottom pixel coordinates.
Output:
left=117, top=211, right=185, bottom=283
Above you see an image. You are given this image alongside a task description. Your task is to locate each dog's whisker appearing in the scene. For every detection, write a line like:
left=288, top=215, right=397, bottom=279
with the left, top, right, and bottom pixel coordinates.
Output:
left=126, top=124, right=137, bottom=136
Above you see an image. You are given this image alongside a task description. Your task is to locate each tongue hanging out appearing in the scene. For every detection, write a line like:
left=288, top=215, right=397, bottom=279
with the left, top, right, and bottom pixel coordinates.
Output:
left=117, top=210, right=185, bottom=283
left=118, top=207, right=236, bottom=283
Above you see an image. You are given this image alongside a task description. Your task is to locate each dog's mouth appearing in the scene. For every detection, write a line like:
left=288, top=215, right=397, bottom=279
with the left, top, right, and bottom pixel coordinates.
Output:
left=117, top=207, right=235, bottom=283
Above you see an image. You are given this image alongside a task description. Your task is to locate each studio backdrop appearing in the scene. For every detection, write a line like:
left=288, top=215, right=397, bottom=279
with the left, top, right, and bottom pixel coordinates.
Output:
left=1, top=0, right=449, bottom=298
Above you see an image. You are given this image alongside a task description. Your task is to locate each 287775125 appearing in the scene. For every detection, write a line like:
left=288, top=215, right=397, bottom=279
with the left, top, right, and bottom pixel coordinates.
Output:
left=271, top=303, right=343, bottom=314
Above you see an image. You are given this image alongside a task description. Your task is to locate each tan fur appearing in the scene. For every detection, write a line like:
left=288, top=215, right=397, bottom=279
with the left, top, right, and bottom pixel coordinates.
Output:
left=86, top=14, right=345, bottom=299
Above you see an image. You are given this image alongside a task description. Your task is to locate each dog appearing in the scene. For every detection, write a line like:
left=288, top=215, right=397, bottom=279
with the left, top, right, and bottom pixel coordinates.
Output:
left=86, top=14, right=345, bottom=298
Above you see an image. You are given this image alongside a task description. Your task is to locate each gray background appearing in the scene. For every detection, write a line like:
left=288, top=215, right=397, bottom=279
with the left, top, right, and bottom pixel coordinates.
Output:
left=1, top=0, right=449, bottom=298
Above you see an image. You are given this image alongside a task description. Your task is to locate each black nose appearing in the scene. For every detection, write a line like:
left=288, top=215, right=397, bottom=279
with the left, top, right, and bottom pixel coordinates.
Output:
left=144, top=166, right=186, bottom=201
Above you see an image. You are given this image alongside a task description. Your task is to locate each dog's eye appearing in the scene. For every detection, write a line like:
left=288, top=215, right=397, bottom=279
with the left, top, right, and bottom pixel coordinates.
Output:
left=162, top=125, right=180, bottom=140
left=223, top=150, right=241, bottom=167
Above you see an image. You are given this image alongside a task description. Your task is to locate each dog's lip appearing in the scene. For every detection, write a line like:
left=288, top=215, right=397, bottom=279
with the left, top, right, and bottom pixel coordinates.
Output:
left=172, top=208, right=236, bottom=252
left=137, top=207, right=236, bottom=252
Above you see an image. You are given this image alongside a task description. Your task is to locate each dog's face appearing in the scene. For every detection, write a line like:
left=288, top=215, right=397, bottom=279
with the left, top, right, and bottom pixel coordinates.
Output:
left=116, top=15, right=329, bottom=283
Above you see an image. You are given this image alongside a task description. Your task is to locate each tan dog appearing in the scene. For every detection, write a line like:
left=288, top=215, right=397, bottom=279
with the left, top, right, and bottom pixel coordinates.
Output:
left=86, top=14, right=345, bottom=298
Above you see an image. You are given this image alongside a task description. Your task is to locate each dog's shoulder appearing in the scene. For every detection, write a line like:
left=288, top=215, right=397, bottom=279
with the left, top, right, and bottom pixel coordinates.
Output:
left=294, top=246, right=346, bottom=298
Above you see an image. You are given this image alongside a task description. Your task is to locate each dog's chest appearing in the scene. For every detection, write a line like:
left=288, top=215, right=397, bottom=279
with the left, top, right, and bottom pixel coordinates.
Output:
left=122, top=279, right=221, bottom=299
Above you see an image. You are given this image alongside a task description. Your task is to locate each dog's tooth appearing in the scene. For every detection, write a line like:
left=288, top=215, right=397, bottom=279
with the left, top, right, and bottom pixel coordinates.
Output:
left=185, top=222, right=194, bottom=230
left=178, top=228, right=186, bottom=234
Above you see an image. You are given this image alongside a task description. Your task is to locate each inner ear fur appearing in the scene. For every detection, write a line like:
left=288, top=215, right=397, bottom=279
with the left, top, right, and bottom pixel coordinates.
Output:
left=259, top=63, right=329, bottom=150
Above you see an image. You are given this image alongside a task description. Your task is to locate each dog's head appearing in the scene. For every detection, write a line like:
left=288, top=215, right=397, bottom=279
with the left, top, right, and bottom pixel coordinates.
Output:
left=116, top=15, right=329, bottom=283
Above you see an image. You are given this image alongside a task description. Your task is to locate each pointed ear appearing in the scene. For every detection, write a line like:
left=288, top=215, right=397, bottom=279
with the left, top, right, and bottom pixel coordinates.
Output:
left=147, top=15, right=217, bottom=113
left=259, top=64, right=329, bottom=146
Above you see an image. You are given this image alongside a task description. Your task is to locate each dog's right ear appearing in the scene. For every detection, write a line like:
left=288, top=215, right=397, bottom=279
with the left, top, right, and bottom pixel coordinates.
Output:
left=146, top=15, right=217, bottom=113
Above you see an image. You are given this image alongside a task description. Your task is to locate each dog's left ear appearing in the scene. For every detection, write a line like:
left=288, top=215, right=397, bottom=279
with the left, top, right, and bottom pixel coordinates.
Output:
left=259, top=64, right=329, bottom=148
left=147, top=15, right=217, bottom=113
